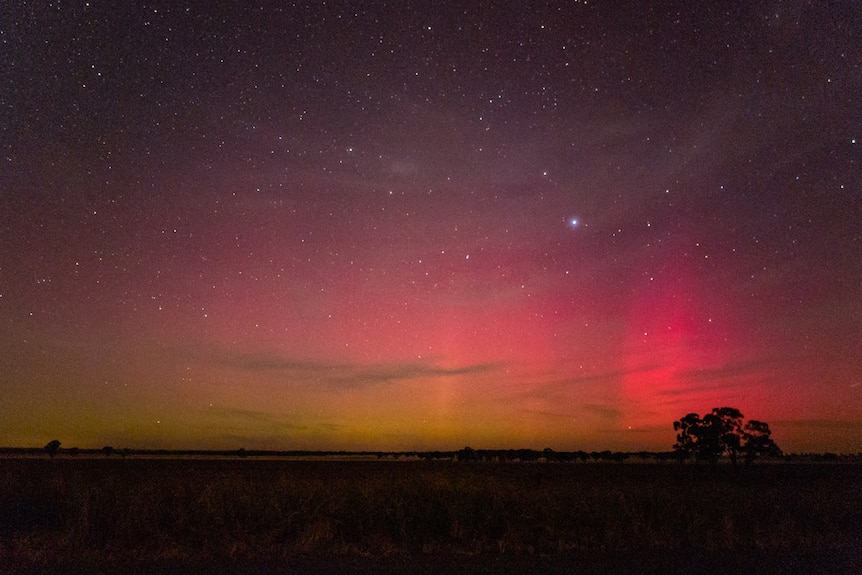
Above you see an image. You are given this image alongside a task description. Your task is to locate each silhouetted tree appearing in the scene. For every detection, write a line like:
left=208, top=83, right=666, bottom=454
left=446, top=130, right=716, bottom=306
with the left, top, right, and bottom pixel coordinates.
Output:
left=709, top=407, right=745, bottom=466
left=742, top=420, right=782, bottom=465
left=673, top=413, right=703, bottom=462
left=102, top=446, right=115, bottom=458
left=674, top=410, right=731, bottom=465
left=695, top=412, right=724, bottom=464
left=456, top=446, right=477, bottom=462
left=673, top=408, right=780, bottom=466
left=44, top=439, right=61, bottom=458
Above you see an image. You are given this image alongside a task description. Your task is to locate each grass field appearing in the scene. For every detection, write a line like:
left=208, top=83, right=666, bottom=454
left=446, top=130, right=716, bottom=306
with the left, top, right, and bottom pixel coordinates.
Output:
left=1, top=458, right=861, bottom=573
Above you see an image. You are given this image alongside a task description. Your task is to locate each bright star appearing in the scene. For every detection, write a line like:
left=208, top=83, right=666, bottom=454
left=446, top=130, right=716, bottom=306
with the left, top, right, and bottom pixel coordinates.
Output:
left=568, top=218, right=580, bottom=228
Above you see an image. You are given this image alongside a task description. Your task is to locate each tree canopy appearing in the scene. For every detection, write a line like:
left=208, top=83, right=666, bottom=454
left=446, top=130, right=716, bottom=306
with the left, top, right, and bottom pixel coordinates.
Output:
left=673, top=408, right=781, bottom=465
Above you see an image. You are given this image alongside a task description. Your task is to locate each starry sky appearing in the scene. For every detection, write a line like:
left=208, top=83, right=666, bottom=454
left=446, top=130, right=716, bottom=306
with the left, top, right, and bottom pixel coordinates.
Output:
left=1, top=1, right=861, bottom=453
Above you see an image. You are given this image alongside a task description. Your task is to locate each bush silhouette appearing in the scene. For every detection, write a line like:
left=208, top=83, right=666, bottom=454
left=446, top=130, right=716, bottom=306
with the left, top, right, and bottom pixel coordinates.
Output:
left=44, top=440, right=61, bottom=459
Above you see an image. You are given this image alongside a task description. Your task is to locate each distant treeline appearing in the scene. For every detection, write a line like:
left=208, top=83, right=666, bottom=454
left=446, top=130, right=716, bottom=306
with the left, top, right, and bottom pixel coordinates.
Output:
left=1, top=445, right=860, bottom=463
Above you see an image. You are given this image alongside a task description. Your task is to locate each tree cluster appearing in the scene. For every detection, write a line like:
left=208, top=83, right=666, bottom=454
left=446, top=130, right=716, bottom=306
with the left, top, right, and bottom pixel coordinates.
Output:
left=673, top=407, right=781, bottom=465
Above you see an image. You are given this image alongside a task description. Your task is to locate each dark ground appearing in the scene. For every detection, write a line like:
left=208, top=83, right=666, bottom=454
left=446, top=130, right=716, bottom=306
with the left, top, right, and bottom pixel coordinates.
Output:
left=2, top=459, right=861, bottom=574
left=6, top=549, right=862, bottom=575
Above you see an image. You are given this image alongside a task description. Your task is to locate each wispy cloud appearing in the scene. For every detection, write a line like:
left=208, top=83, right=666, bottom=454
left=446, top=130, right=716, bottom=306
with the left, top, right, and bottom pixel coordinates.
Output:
left=678, top=359, right=777, bottom=385
left=524, top=369, right=628, bottom=395
left=582, top=403, right=622, bottom=420
left=212, top=351, right=502, bottom=390
left=769, top=419, right=862, bottom=453
left=206, top=405, right=307, bottom=429
left=318, top=422, right=347, bottom=431
left=775, top=419, right=862, bottom=431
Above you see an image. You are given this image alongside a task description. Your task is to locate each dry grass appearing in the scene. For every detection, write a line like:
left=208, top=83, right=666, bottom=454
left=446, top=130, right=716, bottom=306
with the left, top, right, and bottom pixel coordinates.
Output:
left=1, top=458, right=860, bottom=571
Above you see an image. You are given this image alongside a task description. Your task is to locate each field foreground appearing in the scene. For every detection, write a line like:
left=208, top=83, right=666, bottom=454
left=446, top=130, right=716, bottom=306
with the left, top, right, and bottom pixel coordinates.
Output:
left=1, top=459, right=860, bottom=574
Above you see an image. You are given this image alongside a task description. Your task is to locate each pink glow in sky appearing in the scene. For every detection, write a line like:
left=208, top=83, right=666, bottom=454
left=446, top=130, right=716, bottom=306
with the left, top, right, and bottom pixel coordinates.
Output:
left=1, top=2, right=861, bottom=453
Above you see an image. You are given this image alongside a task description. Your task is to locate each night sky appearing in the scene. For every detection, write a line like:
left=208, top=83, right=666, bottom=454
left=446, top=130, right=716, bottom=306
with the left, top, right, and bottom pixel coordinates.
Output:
left=2, top=1, right=861, bottom=453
